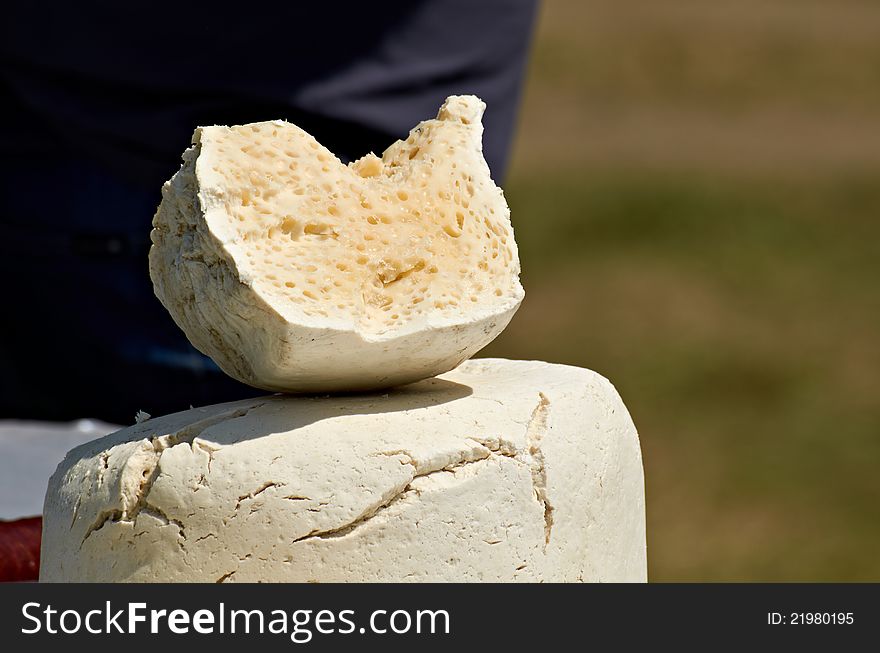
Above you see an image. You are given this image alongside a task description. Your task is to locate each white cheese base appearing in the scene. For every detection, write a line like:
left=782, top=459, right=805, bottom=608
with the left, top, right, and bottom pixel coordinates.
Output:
left=40, top=359, right=646, bottom=582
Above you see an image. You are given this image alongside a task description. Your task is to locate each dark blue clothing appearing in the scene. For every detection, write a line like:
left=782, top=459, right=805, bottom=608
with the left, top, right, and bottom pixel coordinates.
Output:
left=0, top=1, right=537, bottom=423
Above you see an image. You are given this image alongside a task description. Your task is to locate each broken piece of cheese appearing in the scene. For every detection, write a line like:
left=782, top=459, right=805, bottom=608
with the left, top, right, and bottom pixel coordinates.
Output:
left=40, top=359, right=646, bottom=582
left=150, top=96, right=524, bottom=392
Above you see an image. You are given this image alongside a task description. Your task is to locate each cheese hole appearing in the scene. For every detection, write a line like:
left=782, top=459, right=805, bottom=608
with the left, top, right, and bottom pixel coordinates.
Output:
left=304, top=223, right=333, bottom=236
left=443, top=224, right=461, bottom=238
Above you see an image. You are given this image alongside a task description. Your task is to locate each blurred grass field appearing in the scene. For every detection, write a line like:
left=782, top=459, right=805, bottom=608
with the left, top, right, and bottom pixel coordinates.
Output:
left=480, top=0, right=880, bottom=580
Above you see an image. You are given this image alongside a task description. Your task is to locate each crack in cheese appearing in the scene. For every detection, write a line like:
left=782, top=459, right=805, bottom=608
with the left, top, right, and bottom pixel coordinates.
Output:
left=150, top=95, right=524, bottom=392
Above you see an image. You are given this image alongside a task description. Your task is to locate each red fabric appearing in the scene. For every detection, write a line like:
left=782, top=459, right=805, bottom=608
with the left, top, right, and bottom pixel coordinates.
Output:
left=0, top=516, right=41, bottom=582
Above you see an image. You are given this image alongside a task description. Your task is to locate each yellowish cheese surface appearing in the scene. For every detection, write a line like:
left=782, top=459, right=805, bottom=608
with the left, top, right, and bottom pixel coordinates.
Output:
left=206, top=98, right=517, bottom=332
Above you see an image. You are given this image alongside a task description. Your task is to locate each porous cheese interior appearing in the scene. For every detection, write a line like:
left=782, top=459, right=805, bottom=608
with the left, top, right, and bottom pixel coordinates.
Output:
left=200, top=97, right=518, bottom=335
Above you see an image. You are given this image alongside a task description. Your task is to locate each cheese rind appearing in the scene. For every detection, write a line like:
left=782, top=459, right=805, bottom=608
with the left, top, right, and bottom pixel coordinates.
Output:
left=149, top=96, right=524, bottom=392
left=40, top=359, right=646, bottom=583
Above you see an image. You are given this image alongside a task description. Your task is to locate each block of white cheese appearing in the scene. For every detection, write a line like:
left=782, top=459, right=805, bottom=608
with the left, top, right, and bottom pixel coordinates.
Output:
left=149, top=95, right=524, bottom=393
left=40, top=359, right=646, bottom=582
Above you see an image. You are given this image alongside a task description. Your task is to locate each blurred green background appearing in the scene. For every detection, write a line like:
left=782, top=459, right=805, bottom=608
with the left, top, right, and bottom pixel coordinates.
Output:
left=481, top=0, right=880, bottom=581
